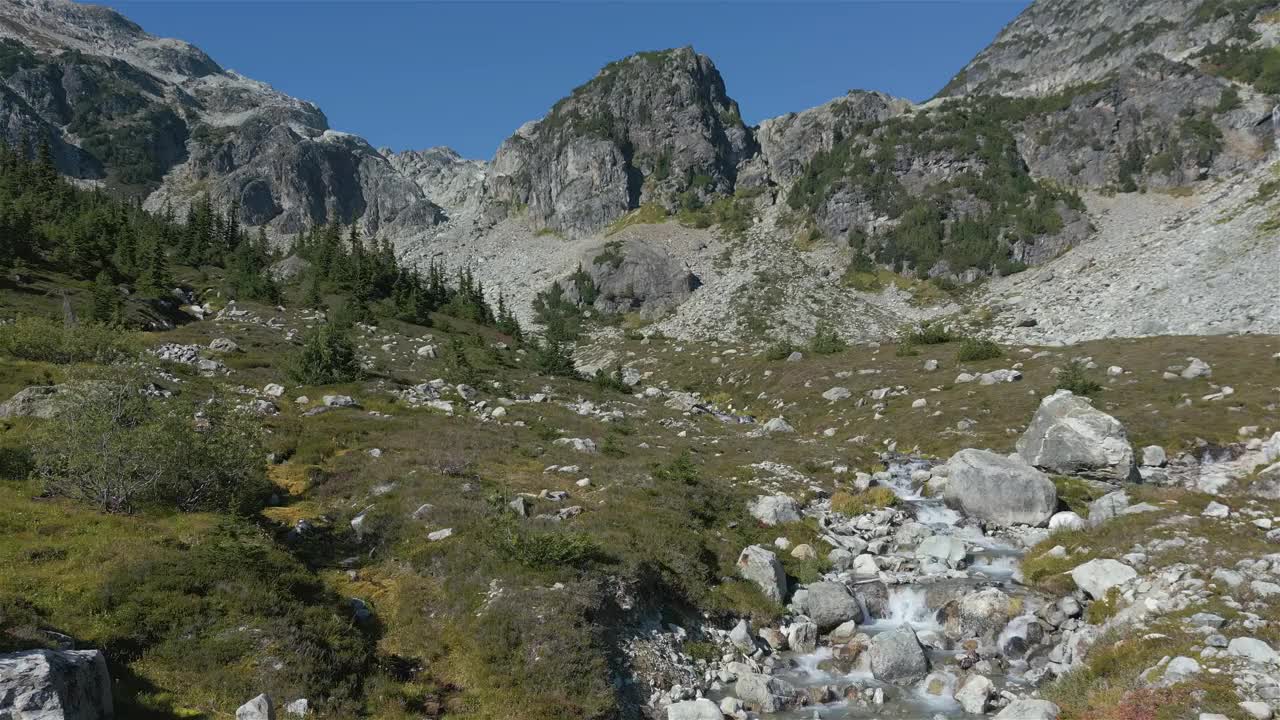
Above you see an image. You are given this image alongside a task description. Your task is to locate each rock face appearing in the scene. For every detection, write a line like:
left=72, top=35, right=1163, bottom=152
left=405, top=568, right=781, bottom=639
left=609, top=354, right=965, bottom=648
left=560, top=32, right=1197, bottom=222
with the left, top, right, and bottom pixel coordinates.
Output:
left=578, top=238, right=699, bottom=318
left=1017, top=390, right=1138, bottom=481
left=736, top=545, right=787, bottom=603
left=868, top=626, right=930, bottom=683
left=490, top=46, right=753, bottom=237
left=944, top=449, right=1058, bottom=527
left=0, top=649, right=113, bottom=720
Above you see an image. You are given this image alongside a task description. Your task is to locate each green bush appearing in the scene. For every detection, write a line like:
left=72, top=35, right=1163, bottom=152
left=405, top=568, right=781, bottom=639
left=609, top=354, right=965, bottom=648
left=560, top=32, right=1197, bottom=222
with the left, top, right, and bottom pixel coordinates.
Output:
left=1056, top=360, right=1103, bottom=396
left=956, top=337, right=1002, bottom=362
left=487, top=517, right=599, bottom=570
left=592, top=364, right=630, bottom=393
left=808, top=323, right=847, bottom=355
left=764, top=340, right=796, bottom=361
left=0, top=315, right=136, bottom=364
left=33, top=369, right=271, bottom=514
left=903, top=323, right=955, bottom=345
left=534, top=339, right=579, bottom=379
left=289, top=323, right=361, bottom=385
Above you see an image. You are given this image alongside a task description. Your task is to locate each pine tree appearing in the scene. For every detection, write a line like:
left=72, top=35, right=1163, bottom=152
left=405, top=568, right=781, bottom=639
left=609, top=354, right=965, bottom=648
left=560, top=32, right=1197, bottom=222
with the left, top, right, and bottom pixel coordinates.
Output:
left=90, top=270, right=122, bottom=325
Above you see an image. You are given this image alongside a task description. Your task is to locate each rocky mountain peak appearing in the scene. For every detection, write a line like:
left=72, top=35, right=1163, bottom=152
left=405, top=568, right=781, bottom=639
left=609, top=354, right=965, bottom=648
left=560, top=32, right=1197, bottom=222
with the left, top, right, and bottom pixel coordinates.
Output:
left=489, top=46, right=755, bottom=237
left=939, top=0, right=1279, bottom=98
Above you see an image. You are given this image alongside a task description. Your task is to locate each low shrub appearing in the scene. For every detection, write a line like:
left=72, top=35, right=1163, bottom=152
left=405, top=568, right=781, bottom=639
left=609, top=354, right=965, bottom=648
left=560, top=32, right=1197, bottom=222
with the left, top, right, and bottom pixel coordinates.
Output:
left=902, top=323, right=955, bottom=345
left=831, top=487, right=898, bottom=516
left=808, top=323, right=847, bottom=355
left=1056, top=360, right=1103, bottom=396
left=955, top=337, right=1002, bottom=361
left=487, top=517, right=599, bottom=571
left=33, top=369, right=271, bottom=514
left=0, top=315, right=136, bottom=364
left=764, top=340, right=796, bottom=361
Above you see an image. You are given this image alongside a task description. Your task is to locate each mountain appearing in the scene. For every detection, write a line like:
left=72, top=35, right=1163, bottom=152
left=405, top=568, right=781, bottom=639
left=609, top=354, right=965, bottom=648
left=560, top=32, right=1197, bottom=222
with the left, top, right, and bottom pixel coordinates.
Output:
left=0, top=0, right=1276, bottom=345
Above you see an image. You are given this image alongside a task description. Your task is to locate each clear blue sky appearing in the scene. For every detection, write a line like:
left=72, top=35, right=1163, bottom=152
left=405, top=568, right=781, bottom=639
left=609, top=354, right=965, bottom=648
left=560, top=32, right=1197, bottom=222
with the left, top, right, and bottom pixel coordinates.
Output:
left=100, top=1, right=1030, bottom=159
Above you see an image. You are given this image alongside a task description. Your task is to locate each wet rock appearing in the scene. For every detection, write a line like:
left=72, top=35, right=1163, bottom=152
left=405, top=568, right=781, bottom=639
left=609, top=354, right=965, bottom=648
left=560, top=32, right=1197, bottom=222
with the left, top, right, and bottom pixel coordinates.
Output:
left=0, top=649, right=113, bottom=719
left=916, top=535, right=967, bottom=567
left=954, top=673, right=993, bottom=714
left=737, top=545, right=787, bottom=603
left=787, top=621, right=818, bottom=654
left=994, top=699, right=1060, bottom=719
left=800, top=582, right=863, bottom=631
left=868, top=625, right=929, bottom=683
left=1017, top=390, right=1137, bottom=481
left=665, top=698, right=721, bottom=720
left=944, top=449, right=1057, bottom=527
left=941, top=588, right=1012, bottom=642
left=734, top=672, right=797, bottom=713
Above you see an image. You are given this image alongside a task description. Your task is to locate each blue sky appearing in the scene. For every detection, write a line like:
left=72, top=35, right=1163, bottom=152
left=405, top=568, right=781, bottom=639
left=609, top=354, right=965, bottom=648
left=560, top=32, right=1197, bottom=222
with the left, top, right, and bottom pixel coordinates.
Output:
left=100, top=1, right=1031, bottom=159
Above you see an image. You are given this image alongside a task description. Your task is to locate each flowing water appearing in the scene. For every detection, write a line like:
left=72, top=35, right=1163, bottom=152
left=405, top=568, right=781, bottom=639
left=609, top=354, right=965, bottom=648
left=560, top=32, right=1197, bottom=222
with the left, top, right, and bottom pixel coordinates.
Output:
left=755, top=457, right=1030, bottom=719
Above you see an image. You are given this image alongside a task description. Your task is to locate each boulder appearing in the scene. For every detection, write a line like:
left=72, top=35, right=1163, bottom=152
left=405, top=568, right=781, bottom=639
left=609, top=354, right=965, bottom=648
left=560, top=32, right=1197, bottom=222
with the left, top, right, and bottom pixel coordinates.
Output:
left=994, top=699, right=1060, bottom=720
left=1048, top=511, right=1086, bottom=532
left=800, top=581, right=862, bottom=631
left=868, top=626, right=930, bottom=683
left=944, top=449, right=1057, bottom=527
left=762, top=417, right=795, bottom=434
left=915, top=535, right=967, bottom=567
left=940, top=587, right=1012, bottom=642
left=209, top=337, right=240, bottom=353
left=322, top=395, right=358, bottom=408
left=786, top=621, right=818, bottom=654
left=0, top=649, right=113, bottom=720
left=237, top=693, right=275, bottom=720
left=749, top=495, right=800, bottom=526
left=734, top=672, right=796, bottom=713
left=1181, top=358, right=1211, bottom=379
left=954, top=673, right=993, bottom=714
left=1228, top=637, right=1280, bottom=665
left=1070, top=558, right=1137, bottom=599
left=0, top=385, right=65, bottom=419
left=1141, top=445, right=1167, bottom=467
left=737, top=545, right=787, bottom=603
left=1087, top=491, right=1130, bottom=527
left=1016, top=390, right=1137, bottom=482
left=666, top=698, right=721, bottom=720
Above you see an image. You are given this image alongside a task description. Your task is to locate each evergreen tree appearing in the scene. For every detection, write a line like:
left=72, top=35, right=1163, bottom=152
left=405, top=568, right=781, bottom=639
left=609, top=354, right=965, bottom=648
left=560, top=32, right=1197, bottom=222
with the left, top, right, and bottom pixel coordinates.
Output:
left=90, top=270, right=122, bottom=325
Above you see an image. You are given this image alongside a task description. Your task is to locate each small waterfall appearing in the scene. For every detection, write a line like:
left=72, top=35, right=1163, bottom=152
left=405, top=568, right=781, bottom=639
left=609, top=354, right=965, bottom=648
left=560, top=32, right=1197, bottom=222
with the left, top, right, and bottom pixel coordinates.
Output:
left=860, top=586, right=940, bottom=634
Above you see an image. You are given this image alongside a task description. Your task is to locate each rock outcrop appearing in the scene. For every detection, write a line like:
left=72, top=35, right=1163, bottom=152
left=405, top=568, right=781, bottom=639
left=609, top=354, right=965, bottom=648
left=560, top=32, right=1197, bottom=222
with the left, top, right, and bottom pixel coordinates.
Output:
left=489, top=47, right=754, bottom=237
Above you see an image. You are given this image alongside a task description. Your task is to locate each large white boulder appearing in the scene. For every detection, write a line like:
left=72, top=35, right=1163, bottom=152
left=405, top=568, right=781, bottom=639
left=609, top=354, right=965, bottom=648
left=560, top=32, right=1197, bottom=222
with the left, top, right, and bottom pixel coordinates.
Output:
left=0, top=650, right=113, bottom=720
left=737, top=545, right=787, bottom=603
left=666, top=698, right=721, bottom=720
left=944, top=449, right=1057, bottom=527
left=1016, top=390, right=1137, bottom=482
left=749, top=494, right=800, bottom=526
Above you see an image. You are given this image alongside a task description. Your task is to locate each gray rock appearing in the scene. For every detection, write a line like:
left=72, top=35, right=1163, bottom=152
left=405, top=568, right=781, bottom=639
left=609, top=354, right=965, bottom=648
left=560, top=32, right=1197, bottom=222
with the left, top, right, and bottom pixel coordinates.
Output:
left=0, top=385, right=65, bottom=419
left=284, top=698, right=309, bottom=717
left=237, top=693, right=275, bottom=720
left=1070, top=558, right=1137, bottom=599
left=944, top=449, right=1057, bottom=527
left=665, top=698, right=721, bottom=720
left=1016, top=390, right=1137, bottom=481
left=209, top=337, right=240, bottom=353
left=786, top=621, right=818, bottom=654
left=1141, top=445, right=1167, bottom=467
left=579, top=238, right=699, bottom=318
left=749, top=495, right=800, bottom=526
left=0, top=649, right=113, bottom=720
left=868, top=626, right=930, bottom=683
left=994, top=699, right=1059, bottom=720
left=1088, top=491, right=1130, bottom=527
left=322, top=395, right=357, bottom=408
left=729, top=619, right=755, bottom=653
left=1181, top=358, right=1212, bottom=379
left=734, top=672, right=796, bottom=713
left=954, top=673, right=993, bottom=714
left=799, top=581, right=862, bottom=632
left=1048, top=511, right=1086, bottom=532
left=761, top=417, right=795, bottom=434
left=941, top=587, right=1012, bottom=642
left=1228, top=637, right=1280, bottom=665
left=916, top=535, right=967, bottom=567
left=1240, top=702, right=1274, bottom=720
left=737, top=545, right=786, bottom=603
